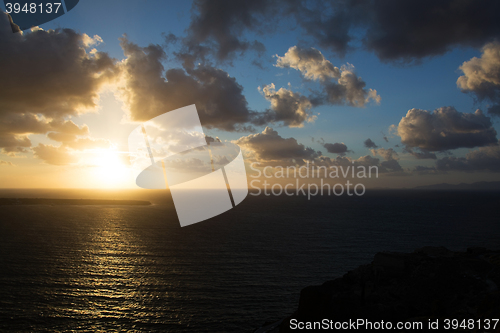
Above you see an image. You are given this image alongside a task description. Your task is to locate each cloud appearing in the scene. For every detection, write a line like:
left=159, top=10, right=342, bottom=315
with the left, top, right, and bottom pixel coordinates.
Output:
left=32, top=144, right=79, bottom=166
left=205, top=135, right=222, bottom=145
left=0, top=160, right=14, bottom=166
left=0, top=14, right=116, bottom=117
left=81, top=34, right=103, bottom=48
left=236, top=127, right=405, bottom=174
left=0, top=112, right=112, bottom=164
left=316, top=154, right=404, bottom=174
left=289, top=0, right=500, bottom=61
left=396, top=107, right=497, bottom=151
left=258, top=47, right=379, bottom=127
left=412, top=165, right=442, bottom=175
left=403, top=147, right=437, bottom=160
left=7, top=13, right=20, bottom=33
left=370, top=148, right=398, bottom=161
left=117, top=38, right=257, bottom=131
left=457, top=42, right=500, bottom=102
left=178, top=1, right=500, bottom=63
left=488, top=104, right=500, bottom=117
left=31, top=134, right=111, bottom=165
left=319, top=64, right=381, bottom=107
left=12, top=116, right=111, bottom=164
left=140, top=43, right=353, bottom=130
left=0, top=134, right=31, bottom=155
left=276, top=47, right=380, bottom=107
left=255, top=84, right=316, bottom=127
left=355, top=0, right=500, bottom=62
left=457, top=42, right=500, bottom=117
left=0, top=114, right=88, bottom=137
left=235, top=126, right=320, bottom=165
left=0, top=13, right=117, bottom=154
left=47, top=132, right=80, bottom=143
left=370, top=148, right=404, bottom=172
left=276, top=46, right=340, bottom=81
left=0, top=112, right=91, bottom=155
left=379, top=159, right=404, bottom=173
left=428, top=144, right=500, bottom=173
left=183, top=0, right=271, bottom=61
left=323, top=142, right=350, bottom=155
left=364, top=138, right=378, bottom=148
left=62, top=138, right=111, bottom=150
left=43, top=121, right=110, bottom=150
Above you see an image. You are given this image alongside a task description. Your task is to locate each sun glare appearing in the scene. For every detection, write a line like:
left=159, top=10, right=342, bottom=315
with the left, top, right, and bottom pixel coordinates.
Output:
left=89, top=150, right=131, bottom=188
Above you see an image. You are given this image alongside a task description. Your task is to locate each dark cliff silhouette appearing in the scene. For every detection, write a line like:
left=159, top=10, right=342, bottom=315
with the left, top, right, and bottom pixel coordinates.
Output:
left=277, top=247, right=500, bottom=332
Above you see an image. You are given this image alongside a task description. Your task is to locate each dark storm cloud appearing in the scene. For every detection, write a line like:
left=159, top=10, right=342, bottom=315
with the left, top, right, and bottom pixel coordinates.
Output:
left=353, top=0, right=500, bottom=61
left=488, top=105, right=500, bottom=117
left=7, top=13, right=20, bottom=33
left=118, top=38, right=258, bottom=132
left=322, top=142, right=350, bottom=155
left=396, top=107, right=497, bottom=151
left=363, top=138, right=378, bottom=149
left=182, top=0, right=500, bottom=62
left=185, top=0, right=272, bottom=61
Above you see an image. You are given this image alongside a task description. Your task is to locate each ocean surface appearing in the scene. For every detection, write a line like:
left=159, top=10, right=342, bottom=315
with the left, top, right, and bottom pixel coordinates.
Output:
left=0, top=189, right=499, bottom=332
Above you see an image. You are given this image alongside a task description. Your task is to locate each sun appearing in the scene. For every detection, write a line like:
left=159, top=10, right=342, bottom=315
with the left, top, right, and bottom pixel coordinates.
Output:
left=88, top=149, right=131, bottom=188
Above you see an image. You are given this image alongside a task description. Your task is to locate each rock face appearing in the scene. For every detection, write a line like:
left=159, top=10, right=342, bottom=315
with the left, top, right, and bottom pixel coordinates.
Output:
left=280, top=247, right=500, bottom=332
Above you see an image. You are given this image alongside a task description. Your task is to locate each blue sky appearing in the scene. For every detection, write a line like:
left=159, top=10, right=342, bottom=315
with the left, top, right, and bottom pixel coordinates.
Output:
left=37, top=1, right=486, bottom=144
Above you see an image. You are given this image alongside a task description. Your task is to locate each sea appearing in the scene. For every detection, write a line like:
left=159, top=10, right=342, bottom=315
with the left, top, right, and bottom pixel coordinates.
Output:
left=0, top=189, right=499, bottom=332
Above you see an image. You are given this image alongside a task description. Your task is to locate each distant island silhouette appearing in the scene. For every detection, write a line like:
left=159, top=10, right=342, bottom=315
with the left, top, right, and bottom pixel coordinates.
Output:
left=0, top=198, right=151, bottom=206
left=413, top=181, right=500, bottom=191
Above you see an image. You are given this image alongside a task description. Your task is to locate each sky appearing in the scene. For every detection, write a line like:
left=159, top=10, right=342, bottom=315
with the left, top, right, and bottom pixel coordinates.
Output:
left=1, top=0, right=500, bottom=189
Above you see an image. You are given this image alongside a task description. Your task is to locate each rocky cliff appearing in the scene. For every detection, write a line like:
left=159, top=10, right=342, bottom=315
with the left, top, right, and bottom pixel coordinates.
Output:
left=278, top=247, right=500, bottom=332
